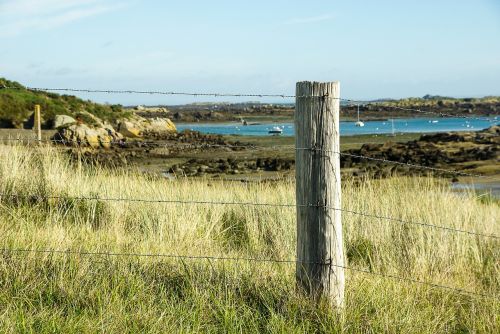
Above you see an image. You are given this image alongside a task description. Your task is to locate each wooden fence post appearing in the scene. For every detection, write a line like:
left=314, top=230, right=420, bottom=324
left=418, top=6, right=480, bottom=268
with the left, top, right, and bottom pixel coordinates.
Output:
left=295, top=81, right=345, bottom=308
left=34, top=104, right=42, bottom=144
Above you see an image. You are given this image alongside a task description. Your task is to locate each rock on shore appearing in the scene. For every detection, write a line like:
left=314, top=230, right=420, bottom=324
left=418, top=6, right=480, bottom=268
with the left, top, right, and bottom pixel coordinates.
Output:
left=341, top=125, right=499, bottom=177
left=52, top=123, right=123, bottom=148
left=117, top=116, right=176, bottom=138
left=52, top=113, right=176, bottom=147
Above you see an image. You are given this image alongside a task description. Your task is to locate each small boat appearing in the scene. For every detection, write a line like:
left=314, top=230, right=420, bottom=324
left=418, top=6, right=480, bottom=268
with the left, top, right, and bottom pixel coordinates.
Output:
left=354, top=105, right=365, bottom=127
left=268, top=126, right=283, bottom=135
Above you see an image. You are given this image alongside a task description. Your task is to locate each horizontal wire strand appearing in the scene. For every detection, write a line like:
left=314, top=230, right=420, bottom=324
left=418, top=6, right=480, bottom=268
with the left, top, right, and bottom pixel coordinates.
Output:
left=0, top=192, right=497, bottom=239
left=1, top=85, right=309, bottom=99
left=2, top=85, right=498, bottom=122
left=336, top=207, right=499, bottom=239
left=339, top=151, right=484, bottom=178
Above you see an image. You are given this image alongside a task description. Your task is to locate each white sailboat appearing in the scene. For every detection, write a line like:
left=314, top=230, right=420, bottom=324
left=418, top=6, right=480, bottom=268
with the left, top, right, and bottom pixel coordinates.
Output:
left=355, top=104, right=365, bottom=127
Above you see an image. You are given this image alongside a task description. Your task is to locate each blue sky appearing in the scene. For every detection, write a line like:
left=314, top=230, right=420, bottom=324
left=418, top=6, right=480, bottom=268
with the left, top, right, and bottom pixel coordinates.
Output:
left=1, top=0, right=499, bottom=105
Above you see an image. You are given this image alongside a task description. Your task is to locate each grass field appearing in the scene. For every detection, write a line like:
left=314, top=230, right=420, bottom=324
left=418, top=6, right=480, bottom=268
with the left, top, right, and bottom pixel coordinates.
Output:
left=0, top=144, right=498, bottom=333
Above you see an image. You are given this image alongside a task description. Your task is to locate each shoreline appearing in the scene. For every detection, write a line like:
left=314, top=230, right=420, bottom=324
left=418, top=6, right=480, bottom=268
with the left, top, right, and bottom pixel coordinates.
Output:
left=0, top=126, right=497, bottom=187
left=176, top=116, right=499, bottom=137
left=173, top=113, right=498, bottom=124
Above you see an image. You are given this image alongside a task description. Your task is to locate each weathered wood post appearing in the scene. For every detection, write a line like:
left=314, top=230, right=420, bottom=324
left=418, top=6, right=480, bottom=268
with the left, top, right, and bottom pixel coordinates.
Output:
left=34, top=104, right=42, bottom=144
left=295, top=81, right=345, bottom=307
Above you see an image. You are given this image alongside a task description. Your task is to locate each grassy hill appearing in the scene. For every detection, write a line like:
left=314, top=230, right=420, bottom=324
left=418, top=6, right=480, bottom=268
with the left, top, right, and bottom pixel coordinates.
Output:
left=0, top=78, right=129, bottom=129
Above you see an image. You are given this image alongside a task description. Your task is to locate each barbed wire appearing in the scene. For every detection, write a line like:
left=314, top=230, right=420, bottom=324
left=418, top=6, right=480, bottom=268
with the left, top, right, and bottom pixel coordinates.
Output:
left=0, top=137, right=487, bottom=178
left=0, top=247, right=495, bottom=299
left=337, top=207, right=499, bottom=239
left=0, top=85, right=314, bottom=99
left=338, top=152, right=484, bottom=178
left=2, top=85, right=497, bottom=121
left=297, top=148, right=485, bottom=178
left=0, top=192, right=497, bottom=239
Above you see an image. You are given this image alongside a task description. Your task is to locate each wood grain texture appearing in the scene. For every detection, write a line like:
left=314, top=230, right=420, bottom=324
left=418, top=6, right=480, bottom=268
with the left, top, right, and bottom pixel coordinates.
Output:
left=295, top=81, right=345, bottom=307
left=34, top=104, right=41, bottom=143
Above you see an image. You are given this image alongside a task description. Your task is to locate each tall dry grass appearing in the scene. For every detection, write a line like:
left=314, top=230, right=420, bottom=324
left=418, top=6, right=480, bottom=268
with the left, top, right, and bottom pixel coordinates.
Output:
left=0, top=144, right=498, bottom=333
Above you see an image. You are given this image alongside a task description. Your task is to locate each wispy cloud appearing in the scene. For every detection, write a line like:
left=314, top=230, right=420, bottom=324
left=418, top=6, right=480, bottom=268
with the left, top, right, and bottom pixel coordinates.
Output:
left=101, top=40, right=114, bottom=48
left=283, top=14, right=335, bottom=25
left=0, top=0, right=126, bottom=37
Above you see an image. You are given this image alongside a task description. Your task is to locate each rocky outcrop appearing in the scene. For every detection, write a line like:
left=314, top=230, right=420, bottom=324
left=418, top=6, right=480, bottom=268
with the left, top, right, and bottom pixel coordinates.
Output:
left=134, top=105, right=170, bottom=115
left=51, top=110, right=177, bottom=145
left=53, top=115, right=76, bottom=128
left=143, top=117, right=176, bottom=133
left=142, top=129, right=248, bottom=149
left=117, top=121, right=142, bottom=138
left=419, top=125, right=499, bottom=144
left=341, top=126, right=499, bottom=178
left=168, top=157, right=294, bottom=177
left=116, top=115, right=176, bottom=138
left=52, top=123, right=123, bottom=148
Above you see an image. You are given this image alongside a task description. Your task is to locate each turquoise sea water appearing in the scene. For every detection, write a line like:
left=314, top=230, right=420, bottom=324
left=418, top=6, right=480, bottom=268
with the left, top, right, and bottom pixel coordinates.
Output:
left=177, top=117, right=499, bottom=137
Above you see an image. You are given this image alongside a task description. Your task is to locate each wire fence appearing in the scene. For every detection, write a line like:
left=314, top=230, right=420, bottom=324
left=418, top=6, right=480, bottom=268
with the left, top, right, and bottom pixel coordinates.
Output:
left=0, top=247, right=495, bottom=300
left=1, top=85, right=498, bottom=121
left=0, top=84, right=498, bottom=301
left=0, top=137, right=487, bottom=178
left=0, top=192, right=497, bottom=239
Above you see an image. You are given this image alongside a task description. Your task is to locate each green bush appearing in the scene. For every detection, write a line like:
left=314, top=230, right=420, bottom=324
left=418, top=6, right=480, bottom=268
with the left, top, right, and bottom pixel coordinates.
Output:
left=0, top=77, right=126, bottom=128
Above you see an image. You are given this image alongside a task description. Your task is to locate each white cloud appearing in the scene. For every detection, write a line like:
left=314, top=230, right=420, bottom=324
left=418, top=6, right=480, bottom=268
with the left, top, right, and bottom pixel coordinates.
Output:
left=283, top=14, right=335, bottom=25
left=0, top=0, right=125, bottom=37
left=1, top=0, right=96, bottom=15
